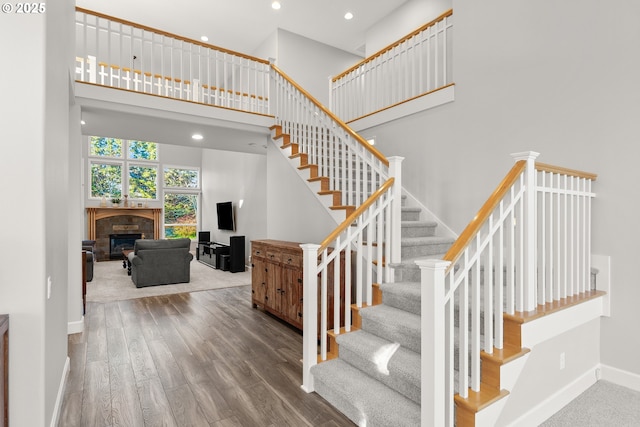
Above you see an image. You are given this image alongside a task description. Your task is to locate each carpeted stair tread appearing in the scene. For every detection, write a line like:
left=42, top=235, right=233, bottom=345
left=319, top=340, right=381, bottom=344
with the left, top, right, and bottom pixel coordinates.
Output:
left=401, top=235, right=455, bottom=246
left=311, top=358, right=420, bottom=427
left=401, top=220, right=438, bottom=238
left=336, top=329, right=421, bottom=403
left=359, top=305, right=421, bottom=353
left=378, top=281, right=421, bottom=315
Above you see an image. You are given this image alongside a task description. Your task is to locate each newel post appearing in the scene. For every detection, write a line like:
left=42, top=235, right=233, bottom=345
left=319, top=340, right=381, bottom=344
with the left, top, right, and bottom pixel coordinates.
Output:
left=388, top=156, right=404, bottom=270
left=511, top=151, right=540, bottom=312
left=300, top=243, right=320, bottom=393
left=417, top=259, right=450, bottom=427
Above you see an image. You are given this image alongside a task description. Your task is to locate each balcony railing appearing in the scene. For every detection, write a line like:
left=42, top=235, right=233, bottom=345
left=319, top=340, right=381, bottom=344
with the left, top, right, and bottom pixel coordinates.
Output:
left=330, top=9, right=453, bottom=123
left=75, top=7, right=271, bottom=116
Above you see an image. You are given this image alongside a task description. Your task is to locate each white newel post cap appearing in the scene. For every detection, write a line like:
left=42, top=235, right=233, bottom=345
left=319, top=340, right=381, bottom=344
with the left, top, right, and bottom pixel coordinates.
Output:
left=415, top=259, right=451, bottom=271
left=511, top=151, right=540, bottom=162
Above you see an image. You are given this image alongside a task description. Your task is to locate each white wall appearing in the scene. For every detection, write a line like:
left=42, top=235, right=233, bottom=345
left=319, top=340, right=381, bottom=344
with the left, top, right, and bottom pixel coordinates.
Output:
left=266, top=141, right=338, bottom=244
left=0, top=0, right=74, bottom=424
left=201, top=148, right=268, bottom=260
left=365, top=0, right=640, bottom=378
left=364, top=0, right=452, bottom=56
left=497, top=319, right=600, bottom=425
left=276, top=29, right=363, bottom=106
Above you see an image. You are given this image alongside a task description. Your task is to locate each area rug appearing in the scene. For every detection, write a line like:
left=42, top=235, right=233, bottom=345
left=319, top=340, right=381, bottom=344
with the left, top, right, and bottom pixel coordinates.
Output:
left=86, top=258, right=250, bottom=302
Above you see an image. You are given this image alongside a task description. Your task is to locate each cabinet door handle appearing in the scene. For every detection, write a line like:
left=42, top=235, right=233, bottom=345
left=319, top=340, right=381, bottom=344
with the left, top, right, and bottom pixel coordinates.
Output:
left=298, top=312, right=302, bottom=317
left=298, top=278, right=302, bottom=284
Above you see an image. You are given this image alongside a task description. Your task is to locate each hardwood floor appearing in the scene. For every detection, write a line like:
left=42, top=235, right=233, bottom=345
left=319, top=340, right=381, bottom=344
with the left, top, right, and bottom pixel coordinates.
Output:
left=59, top=285, right=355, bottom=427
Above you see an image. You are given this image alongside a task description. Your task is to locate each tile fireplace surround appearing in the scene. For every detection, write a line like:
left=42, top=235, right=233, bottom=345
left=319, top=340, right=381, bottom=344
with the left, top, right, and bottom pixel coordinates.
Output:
left=86, top=207, right=162, bottom=261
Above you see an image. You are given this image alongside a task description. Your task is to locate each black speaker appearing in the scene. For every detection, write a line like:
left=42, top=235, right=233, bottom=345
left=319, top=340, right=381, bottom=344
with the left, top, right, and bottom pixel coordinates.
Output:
left=229, top=236, right=245, bottom=273
left=198, top=231, right=211, bottom=243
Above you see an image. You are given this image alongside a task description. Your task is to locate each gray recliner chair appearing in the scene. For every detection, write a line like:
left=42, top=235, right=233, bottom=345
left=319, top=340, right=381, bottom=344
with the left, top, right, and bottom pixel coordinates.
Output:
left=127, top=238, right=193, bottom=288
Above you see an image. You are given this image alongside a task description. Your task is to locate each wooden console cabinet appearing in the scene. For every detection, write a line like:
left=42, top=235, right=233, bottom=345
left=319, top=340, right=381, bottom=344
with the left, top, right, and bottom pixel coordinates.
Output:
left=251, top=239, right=348, bottom=333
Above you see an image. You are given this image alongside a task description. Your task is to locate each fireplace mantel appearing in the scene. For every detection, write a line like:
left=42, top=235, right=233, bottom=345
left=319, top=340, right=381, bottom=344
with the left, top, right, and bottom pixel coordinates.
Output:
left=86, top=207, right=162, bottom=241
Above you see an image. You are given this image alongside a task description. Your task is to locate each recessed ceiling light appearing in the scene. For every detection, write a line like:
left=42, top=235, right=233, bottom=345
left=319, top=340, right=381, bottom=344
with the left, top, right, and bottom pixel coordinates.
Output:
left=200, top=36, right=209, bottom=42
left=272, top=1, right=281, bottom=10
left=344, top=12, right=354, bottom=20
left=80, top=120, right=86, bottom=125
left=192, top=134, right=203, bottom=141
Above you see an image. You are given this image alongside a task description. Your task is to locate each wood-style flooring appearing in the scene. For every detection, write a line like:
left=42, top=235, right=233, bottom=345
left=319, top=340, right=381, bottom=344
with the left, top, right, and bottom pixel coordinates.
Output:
left=59, top=285, right=355, bottom=426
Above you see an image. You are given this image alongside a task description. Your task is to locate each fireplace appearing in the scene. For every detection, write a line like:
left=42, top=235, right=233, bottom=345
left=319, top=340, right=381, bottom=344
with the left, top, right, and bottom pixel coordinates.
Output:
left=86, top=207, right=161, bottom=261
left=109, top=233, right=142, bottom=259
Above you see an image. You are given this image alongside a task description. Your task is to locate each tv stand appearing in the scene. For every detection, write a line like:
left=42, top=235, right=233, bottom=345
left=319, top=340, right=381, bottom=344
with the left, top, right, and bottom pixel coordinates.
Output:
left=197, top=242, right=229, bottom=269
left=196, top=235, right=245, bottom=272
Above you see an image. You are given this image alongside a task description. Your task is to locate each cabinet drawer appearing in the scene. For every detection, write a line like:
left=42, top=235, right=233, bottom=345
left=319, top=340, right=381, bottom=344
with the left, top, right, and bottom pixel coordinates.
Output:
left=252, top=245, right=266, bottom=259
left=266, top=250, right=282, bottom=263
left=282, top=253, right=302, bottom=268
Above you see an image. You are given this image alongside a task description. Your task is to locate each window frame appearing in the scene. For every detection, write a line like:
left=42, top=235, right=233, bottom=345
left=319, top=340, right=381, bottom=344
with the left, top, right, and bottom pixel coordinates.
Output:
left=87, top=137, right=160, bottom=201
left=162, top=165, right=201, bottom=240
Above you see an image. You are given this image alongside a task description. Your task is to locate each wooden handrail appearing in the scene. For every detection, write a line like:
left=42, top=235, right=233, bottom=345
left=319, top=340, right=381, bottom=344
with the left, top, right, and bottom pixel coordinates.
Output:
left=271, top=64, right=389, bottom=167
left=535, top=162, right=598, bottom=181
left=333, top=9, right=453, bottom=82
left=442, top=161, right=527, bottom=268
left=76, top=7, right=270, bottom=65
left=318, top=178, right=395, bottom=253
left=345, top=83, right=455, bottom=125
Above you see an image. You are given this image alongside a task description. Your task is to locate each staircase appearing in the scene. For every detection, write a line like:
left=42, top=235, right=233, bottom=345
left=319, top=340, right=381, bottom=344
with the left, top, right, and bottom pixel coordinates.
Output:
left=270, top=67, right=601, bottom=427
left=311, top=197, right=453, bottom=426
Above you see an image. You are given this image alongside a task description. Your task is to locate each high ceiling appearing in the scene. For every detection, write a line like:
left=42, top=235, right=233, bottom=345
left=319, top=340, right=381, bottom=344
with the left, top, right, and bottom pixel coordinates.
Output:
left=76, top=0, right=409, bottom=56
left=75, top=0, right=409, bottom=153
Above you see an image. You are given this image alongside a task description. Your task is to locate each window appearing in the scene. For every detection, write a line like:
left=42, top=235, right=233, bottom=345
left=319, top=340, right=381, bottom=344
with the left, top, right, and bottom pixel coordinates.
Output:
left=90, top=161, right=122, bottom=198
left=88, top=136, right=158, bottom=200
left=164, top=167, right=199, bottom=188
left=129, top=164, right=158, bottom=199
left=164, top=193, right=198, bottom=239
left=163, top=166, right=200, bottom=240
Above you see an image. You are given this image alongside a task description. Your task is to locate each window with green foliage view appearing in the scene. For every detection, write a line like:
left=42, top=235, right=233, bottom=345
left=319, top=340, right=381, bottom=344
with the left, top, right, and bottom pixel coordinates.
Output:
left=163, top=166, right=199, bottom=240
left=88, top=137, right=158, bottom=200
left=164, top=193, right=197, bottom=239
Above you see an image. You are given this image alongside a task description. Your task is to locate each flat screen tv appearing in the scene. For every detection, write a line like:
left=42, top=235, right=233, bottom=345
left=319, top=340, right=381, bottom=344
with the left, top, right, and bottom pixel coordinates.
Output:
left=217, top=201, right=235, bottom=231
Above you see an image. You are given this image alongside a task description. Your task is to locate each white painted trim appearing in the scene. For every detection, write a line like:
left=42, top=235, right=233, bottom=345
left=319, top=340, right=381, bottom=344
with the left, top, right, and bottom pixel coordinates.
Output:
left=506, top=365, right=599, bottom=427
left=591, top=254, right=611, bottom=317
left=600, top=364, right=640, bottom=392
left=521, top=297, right=604, bottom=349
left=67, top=316, right=84, bottom=335
left=349, top=85, right=455, bottom=133
left=50, top=356, right=70, bottom=427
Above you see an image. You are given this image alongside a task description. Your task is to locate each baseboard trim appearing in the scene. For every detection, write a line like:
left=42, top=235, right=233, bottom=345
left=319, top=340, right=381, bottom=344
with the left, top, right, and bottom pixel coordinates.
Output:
left=506, top=365, right=598, bottom=427
left=600, top=364, right=640, bottom=392
left=67, top=316, right=84, bottom=335
left=50, top=356, right=70, bottom=427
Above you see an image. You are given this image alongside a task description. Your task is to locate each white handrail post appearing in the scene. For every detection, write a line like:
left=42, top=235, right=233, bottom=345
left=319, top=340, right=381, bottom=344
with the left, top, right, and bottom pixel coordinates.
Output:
left=192, top=78, right=200, bottom=103
left=87, top=55, right=96, bottom=84
left=389, top=156, right=404, bottom=270
left=301, top=243, right=320, bottom=393
left=511, top=151, right=540, bottom=312
left=417, top=259, right=450, bottom=427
